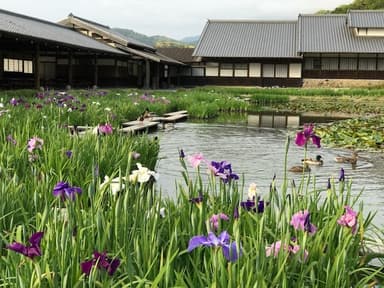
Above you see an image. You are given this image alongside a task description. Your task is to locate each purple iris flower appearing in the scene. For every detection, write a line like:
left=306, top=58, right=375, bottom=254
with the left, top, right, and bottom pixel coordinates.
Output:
left=295, top=123, right=321, bottom=148
left=190, top=195, right=203, bottom=205
left=65, top=150, right=72, bottom=158
left=53, top=181, right=82, bottom=200
left=188, top=231, right=241, bottom=262
left=6, top=134, right=17, bottom=145
left=179, top=149, right=185, bottom=158
left=7, top=232, right=44, bottom=259
left=210, top=161, right=239, bottom=183
left=81, top=251, right=120, bottom=276
left=327, top=178, right=331, bottom=189
left=339, top=168, right=345, bottom=182
left=240, top=198, right=266, bottom=213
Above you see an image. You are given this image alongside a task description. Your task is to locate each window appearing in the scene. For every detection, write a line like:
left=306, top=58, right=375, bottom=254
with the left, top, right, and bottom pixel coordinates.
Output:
left=289, top=63, right=302, bottom=78
left=234, top=64, right=248, bottom=77
left=359, top=58, right=376, bottom=71
left=4, top=58, right=33, bottom=74
left=191, top=67, right=204, bottom=76
left=262, top=64, right=274, bottom=77
left=249, top=63, right=261, bottom=77
left=340, top=58, right=357, bottom=70
left=220, top=63, right=233, bottom=77
left=275, top=64, right=288, bottom=78
left=321, top=57, right=338, bottom=70
left=205, top=62, right=219, bottom=77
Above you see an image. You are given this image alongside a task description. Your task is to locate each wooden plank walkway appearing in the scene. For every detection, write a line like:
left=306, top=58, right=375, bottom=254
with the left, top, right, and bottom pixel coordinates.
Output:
left=68, top=110, right=188, bottom=136
left=118, top=121, right=160, bottom=134
left=163, top=110, right=188, bottom=117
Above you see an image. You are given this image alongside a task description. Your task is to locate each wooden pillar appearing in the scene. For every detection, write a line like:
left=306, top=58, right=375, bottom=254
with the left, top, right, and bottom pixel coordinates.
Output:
left=145, top=59, right=150, bottom=89
left=0, top=51, right=3, bottom=81
left=94, top=55, right=98, bottom=87
left=137, top=61, right=143, bottom=87
left=68, top=51, right=73, bottom=87
left=114, top=58, right=119, bottom=86
left=152, top=62, right=159, bottom=89
left=34, top=44, right=40, bottom=89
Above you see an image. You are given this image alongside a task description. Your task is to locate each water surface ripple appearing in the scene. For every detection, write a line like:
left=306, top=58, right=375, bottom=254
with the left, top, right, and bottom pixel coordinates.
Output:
left=154, top=123, right=384, bottom=225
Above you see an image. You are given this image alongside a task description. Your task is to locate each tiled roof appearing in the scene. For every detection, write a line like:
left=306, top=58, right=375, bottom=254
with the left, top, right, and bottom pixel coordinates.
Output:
left=347, top=10, right=384, bottom=28
left=157, top=48, right=195, bottom=63
left=0, top=9, right=125, bottom=55
left=193, top=20, right=299, bottom=58
left=298, top=14, right=384, bottom=53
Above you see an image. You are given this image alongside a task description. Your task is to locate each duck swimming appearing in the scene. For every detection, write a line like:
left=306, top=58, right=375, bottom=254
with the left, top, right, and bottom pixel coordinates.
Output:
left=302, top=155, right=323, bottom=166
left=335, top=151, right=358, bottom=165
left=289, top=163, right=311, bottom=173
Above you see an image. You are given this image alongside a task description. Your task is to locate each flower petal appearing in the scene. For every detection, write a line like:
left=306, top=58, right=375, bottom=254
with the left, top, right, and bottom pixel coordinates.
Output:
left=188, top=235, right=209, bottom=252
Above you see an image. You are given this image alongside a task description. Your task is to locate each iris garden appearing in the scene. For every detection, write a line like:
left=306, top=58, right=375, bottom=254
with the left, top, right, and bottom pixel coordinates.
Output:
left=0, top=88, right=383, bottom=286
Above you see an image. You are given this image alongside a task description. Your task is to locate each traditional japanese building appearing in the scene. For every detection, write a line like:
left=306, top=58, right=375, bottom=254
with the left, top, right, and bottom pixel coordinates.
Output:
left=0, top=9, right=181, bottom=89
left=162, top=10, right=384, bottom=87
left=58, top=14, right=183, bottom=89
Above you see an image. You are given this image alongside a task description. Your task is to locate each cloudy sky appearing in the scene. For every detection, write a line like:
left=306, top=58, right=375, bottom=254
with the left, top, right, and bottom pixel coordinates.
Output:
left=2, top=0, right=352, bottom=39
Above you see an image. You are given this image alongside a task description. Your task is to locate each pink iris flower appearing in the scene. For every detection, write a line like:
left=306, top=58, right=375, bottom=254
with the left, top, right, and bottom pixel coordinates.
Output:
left=290, top=210, right=317, bottom=235
left=210, top=213, right=230, bottom=231
left=187, top=153, right=205, bottom=168
left=295, top=124, right=321, bottom=148
left=266, top=240, right=308, bottom=261
left=27, top=136, right=44, bottom=153
left=98, top=123, right=113, bottom=135
left=337, top=206, right=358, bottom=234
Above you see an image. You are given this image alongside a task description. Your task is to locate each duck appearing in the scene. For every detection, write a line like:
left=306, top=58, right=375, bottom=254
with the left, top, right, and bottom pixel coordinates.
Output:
left=289, top=163, right=311, bottom=173
left=302, top=155, right=323, bottom=166
left=335, top=151, right=358, bottom=165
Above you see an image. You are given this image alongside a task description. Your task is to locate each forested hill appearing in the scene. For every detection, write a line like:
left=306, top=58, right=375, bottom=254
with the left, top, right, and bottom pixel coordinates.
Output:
left=112, top=28, right=195, bottom=48
left=317, top=0, right=384, bottom=14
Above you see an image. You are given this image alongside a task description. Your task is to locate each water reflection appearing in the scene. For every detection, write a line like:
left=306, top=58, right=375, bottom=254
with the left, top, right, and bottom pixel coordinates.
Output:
left=154, top=122, right=384, bottom=225
left=248, top=112, right=353, bottom=128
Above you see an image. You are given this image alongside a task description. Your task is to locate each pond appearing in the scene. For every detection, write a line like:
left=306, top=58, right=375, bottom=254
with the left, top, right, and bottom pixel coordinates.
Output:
left=154, top=122, right=384, bottom=226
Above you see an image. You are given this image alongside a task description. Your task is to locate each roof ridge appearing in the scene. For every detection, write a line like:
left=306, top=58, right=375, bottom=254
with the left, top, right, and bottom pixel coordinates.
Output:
left=207, top=19, right=297, bottom=24
left=68, top=13, right=110, bottom=29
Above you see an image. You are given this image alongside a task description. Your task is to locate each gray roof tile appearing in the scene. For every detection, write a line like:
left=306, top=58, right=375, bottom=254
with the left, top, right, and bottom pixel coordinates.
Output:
left=193, top=20, right=299, bottom=58
left=348, top=10, right=384, bottom=28
left=0, top=9, right=125, bottom=54
left=298, top=14, right=384, bottom=53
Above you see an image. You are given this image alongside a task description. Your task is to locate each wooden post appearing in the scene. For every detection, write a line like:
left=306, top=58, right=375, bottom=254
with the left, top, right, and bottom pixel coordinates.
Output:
left=34, top=44, right=40, bottom=89
left=94, top=55, right=98, bottom=87
left=0, top=51, right=3, bottom=81
left=68, top=51, right=73, bottom=87
left=152, top=62, right=159, bottom=89
left=145, top=59, right=150, bottom=89
left=114, top=58, right=119, bottom=86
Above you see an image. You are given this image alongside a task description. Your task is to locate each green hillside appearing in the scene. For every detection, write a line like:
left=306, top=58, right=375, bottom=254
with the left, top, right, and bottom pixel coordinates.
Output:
left=112, top=28, right=195, bottom=48
left=317, top=0, right=384, bottom=14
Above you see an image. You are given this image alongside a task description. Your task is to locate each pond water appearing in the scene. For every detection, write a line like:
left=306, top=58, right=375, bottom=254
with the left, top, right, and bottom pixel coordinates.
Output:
left=154, top=122, right=384, bottom=226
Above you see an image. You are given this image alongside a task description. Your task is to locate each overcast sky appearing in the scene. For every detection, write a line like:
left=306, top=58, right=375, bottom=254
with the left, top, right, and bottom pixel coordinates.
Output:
left=2, top=0, right=352, bottom=39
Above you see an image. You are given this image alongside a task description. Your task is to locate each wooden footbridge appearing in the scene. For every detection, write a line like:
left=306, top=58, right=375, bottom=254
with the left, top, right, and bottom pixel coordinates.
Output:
left=68, top=110, right=188, bottom=136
